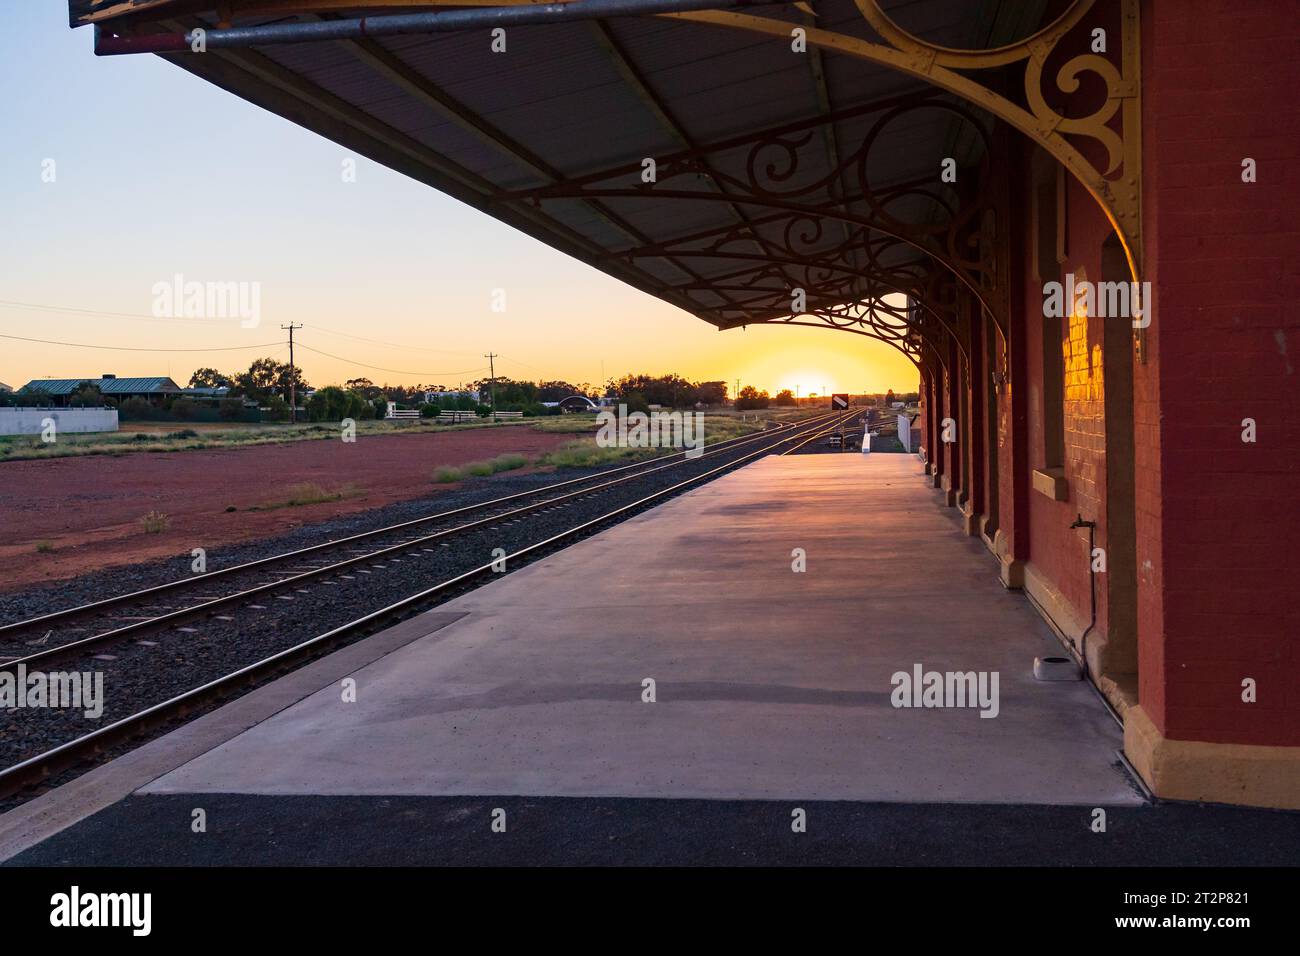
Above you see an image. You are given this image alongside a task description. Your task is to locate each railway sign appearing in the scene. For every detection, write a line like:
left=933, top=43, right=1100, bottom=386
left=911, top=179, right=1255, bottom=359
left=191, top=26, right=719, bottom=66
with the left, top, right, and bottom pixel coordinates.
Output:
left=831, top=393, right=849, bottom=410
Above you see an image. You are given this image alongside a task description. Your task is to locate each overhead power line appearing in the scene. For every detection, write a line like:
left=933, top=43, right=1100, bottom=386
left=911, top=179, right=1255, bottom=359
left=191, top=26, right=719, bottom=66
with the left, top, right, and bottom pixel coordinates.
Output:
left=295, top=344, right=488, bottom=379
left=305, top=324, right=482, bottom=357
left=0, top=299, right=488, bottom=359
left=0, top=299, right=533, bottom=381
left=0, top=299, right=172, bottom=322
left=494, top=353, right=550, bottom=376
left=0, top=332, right=283, bottom=353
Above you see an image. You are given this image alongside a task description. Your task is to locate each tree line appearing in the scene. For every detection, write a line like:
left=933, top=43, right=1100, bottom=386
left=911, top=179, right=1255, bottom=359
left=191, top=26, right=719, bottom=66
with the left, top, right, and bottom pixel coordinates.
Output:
left=2, top=357, right=917, bottom=421
left=187, top=362, right=738, bottom=415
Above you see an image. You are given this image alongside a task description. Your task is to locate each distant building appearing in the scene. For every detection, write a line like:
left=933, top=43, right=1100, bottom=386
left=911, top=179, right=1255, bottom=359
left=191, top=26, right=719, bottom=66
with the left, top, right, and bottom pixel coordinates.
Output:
left=179, top=386, right=260, bottom=409
left=421, top=389, right=480, bottom=404
left=180, top=386, right=231, bottom=399
left=19, top=375, right=182, bottom=407
left=0, top=382, right=11, bottom=393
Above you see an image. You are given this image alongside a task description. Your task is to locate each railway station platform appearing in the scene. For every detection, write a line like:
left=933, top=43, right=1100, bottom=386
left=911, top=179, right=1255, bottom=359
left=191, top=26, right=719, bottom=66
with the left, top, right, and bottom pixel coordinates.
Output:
left=23, top=451, right=1271, bottom=866
left=137, top=452, right=1135, bottom=806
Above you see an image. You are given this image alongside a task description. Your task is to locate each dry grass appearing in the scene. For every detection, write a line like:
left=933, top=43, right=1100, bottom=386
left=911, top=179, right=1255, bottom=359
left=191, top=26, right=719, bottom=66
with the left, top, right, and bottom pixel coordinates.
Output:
left=433, top=453, right=532, bottom=483
left=693, top=414, right=771, bottom=442
left=0, top=417, right=532, bottom=462
left=529, top=414, right=600, bottom=433
left=254, top=481, right=364, bottom=510
left=534, top=411, right=776, bottom=441
left=540, top=440, right=659, bottom=469
left=35, top=540, right=54, bottom=553
left=0, top=409, right=801, bottom=464
left=536, top=413, right=772, bottom=470
left=139, top=510, right=170, bottom=534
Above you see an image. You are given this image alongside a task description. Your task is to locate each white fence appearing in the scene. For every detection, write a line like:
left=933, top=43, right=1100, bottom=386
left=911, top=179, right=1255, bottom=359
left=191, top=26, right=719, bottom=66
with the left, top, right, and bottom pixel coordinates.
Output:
left=437, top=410, right=478, bottom=424
left=0, top=407, right=119, bottom=435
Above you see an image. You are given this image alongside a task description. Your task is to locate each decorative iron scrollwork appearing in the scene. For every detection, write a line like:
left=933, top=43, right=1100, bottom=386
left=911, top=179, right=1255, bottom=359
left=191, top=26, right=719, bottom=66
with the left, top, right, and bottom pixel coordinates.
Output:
left=669, top=0, right=1142, bottom=281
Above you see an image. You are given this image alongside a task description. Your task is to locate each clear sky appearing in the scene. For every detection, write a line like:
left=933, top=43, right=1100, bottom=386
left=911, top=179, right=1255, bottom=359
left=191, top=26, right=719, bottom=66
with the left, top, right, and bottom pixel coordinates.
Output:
left=0, top=4, right=918, bottom=397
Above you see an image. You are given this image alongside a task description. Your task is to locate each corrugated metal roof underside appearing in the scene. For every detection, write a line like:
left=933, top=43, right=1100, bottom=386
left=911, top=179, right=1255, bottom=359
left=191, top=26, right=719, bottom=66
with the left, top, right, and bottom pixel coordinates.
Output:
left=117, top=0, right=1042, bottom=326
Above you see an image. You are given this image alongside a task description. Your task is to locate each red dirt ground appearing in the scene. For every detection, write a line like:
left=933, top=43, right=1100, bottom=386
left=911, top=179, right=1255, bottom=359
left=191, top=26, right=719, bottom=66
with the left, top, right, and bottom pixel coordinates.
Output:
left=0, top=427, right=574, bottom=592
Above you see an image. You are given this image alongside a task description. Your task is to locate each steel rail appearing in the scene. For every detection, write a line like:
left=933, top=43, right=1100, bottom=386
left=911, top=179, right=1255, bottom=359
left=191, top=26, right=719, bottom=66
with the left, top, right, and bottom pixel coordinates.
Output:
left=0, top=409, right=850, bottom=798
left=0, top=414, right=821, bottom=643
left=781, top=409, right=863, bottom=454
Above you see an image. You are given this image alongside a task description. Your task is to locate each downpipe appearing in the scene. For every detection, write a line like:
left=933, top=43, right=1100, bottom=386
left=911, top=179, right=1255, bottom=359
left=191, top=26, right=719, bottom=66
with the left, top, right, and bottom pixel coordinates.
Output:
left=1068, top=512, right=1098, bottom=680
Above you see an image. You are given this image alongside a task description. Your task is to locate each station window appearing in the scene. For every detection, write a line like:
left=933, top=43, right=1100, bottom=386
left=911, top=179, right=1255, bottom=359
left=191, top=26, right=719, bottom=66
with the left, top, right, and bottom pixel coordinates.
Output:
left=1033, top=156, right=1068, bottom=497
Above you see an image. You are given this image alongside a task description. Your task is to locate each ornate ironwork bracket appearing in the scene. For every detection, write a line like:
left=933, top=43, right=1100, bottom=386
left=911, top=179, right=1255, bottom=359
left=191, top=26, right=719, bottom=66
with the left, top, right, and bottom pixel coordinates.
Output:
left=666, top=0, right=1143, bottom=284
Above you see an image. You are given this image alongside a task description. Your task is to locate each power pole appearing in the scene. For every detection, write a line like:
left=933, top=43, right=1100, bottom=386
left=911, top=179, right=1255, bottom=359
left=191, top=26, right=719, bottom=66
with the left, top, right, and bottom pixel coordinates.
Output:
left=734, top=378, right=741, bottom=406
left=281, top=323, right=302, bottom=422
left=485, top=352, right=497, bottom=421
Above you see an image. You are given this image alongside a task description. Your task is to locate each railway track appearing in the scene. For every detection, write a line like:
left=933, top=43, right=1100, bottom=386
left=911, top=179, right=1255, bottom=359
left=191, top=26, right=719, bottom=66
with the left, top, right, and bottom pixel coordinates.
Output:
left=0, top=412, right=835, bottom=667
left=0, top=410, right=853, bottom=800
left=782, top=409, right=870, bottom=455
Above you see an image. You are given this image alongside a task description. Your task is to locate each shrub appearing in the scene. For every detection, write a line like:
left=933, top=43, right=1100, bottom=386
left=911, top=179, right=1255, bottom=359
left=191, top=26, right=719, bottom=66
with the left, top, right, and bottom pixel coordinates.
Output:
left=168, top=429, right=200, bottom=439
left=543, top=439, right=655, bottom=469
left=433, top=453, right=529, bottom=483
left=69, top=383, right=104, bottom=408
left=120, top=397, right=166, bottom=421
left=490, top=453, right=528, bottom=472
left=218, top=398, right=242, bottom=420
left=281, top=482, right=341, bottom=506
left=265, top=395, right=291, bottom=422
left=308, top=386, right=372, bottom=423
left=622, top=391, right=651, bottom=414
left=139, top=510, right=170, bottom=534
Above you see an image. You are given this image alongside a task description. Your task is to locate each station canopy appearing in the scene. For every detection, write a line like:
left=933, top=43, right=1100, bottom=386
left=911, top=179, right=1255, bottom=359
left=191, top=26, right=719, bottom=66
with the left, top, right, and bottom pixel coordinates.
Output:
left=73, top=1, right=1067, bottom=364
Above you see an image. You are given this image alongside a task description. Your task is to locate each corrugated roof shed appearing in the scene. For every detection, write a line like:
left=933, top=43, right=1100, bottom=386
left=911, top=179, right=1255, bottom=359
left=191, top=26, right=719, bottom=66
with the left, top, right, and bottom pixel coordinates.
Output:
left=21, top=377, right=182, bottom=396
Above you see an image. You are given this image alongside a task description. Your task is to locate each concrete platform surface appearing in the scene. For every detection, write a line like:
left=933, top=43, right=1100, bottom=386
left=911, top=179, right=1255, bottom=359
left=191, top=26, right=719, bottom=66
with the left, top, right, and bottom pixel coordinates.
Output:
left=143, top=453, right=1139, bottom=805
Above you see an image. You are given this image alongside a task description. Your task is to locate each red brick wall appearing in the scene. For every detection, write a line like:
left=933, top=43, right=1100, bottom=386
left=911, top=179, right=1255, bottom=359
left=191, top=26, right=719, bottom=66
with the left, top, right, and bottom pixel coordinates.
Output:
left=1141, top=0, right=1300, bottom=745
left=1019, top=167, right=1117, bottom=635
